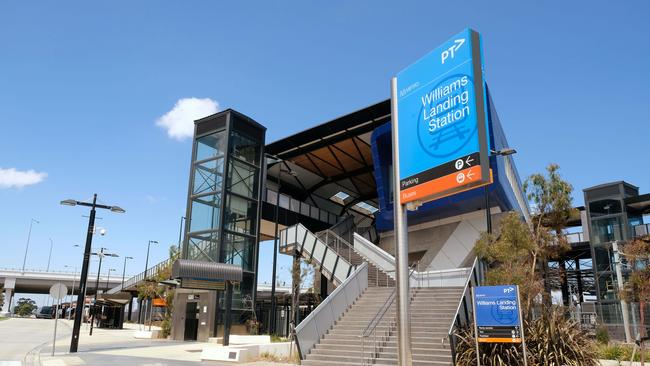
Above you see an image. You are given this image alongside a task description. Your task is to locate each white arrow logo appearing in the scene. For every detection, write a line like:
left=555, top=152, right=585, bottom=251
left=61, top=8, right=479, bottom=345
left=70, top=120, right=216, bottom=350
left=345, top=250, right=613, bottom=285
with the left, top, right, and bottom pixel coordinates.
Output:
left=453, top=38, right=465, bottom=52
left=465, top=155, right=474, bottom=166
left=466, top=168, right=475, bottom=181
left=441, top=38, right=466, bottom=64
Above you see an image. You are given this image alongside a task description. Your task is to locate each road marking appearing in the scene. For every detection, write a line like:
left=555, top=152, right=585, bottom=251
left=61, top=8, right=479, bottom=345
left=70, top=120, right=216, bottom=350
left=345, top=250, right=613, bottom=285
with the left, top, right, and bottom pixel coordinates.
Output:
left=0, top=361, right=22, bottom=366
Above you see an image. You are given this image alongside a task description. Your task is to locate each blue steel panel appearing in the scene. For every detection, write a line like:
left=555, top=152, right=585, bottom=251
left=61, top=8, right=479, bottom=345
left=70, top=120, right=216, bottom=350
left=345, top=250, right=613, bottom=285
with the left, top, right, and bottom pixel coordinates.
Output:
left=371, top=86, right=527, bottom=231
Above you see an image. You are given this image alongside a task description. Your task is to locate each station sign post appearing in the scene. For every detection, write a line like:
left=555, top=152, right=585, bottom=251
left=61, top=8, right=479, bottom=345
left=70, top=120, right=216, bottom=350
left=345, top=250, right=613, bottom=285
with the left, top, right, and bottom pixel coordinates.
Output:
left=49, top=282, right=68, bottom=357
left=472, top=285, right=528, bottom=366
left=391, top=28, right=491, bottom=365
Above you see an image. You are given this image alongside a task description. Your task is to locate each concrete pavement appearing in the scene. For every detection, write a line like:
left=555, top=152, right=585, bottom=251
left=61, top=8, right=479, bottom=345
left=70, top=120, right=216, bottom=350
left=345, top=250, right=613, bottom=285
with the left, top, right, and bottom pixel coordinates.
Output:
left=33, top=321, right=295, bottom=366
left=0, top=317, right=71, bottom=366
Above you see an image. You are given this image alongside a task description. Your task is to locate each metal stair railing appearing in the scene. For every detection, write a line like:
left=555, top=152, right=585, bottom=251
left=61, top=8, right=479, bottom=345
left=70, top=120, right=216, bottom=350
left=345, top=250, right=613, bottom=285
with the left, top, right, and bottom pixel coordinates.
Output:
left=280, top=224, right=355, bottom=286
left=294, top=262, right=369, bottom=360
left=319, top=229, right=394, bottom=287
left=360, top=288, right=396, bottom=365
left=107, top=257, right=174, bottom=294
left=360, top=264, right=417, bottom=365
left=316, top=229, right=356, bottom=266
left=446, top=257, right=486, bottom=366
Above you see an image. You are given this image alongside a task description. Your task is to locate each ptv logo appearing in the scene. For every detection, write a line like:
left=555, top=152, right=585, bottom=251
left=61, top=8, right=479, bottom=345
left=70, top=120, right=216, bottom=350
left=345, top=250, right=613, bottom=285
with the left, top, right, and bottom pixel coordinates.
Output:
left=441, top=38, right=466, bottom=64
left=503, top=287, right=515, bottom=294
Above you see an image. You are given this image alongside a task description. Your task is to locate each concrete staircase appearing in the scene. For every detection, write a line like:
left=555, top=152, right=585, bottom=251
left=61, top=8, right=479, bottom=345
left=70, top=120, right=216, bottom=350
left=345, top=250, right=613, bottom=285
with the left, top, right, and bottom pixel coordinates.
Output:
left=331, top=241, right=394, bottom=288
left=302, top=287, right=394, bottom=366
left=301, top=286, right=463, bottom=365
left=377, top=287, right=463, bottom=366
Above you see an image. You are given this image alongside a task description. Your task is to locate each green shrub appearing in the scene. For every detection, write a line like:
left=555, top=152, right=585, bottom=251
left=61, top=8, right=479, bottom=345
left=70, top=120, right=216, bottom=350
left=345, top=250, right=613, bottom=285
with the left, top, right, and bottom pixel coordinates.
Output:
left=598, top=343, right=650, bottom=362
left=270, top=334, right=289, bottom=343
left=455, top=309, right=598, bottom=366
left=595, top=325, right=609, bottom=344
left=160, top=318, right=172, bottom=338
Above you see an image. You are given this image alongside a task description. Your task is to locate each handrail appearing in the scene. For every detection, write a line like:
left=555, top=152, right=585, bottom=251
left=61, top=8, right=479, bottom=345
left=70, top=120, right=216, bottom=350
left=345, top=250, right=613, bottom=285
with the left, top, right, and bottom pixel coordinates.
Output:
left=353, top=232, right=395, bottom=278
left=446, top=257, right=484, bottom=366
left=107, top=257, right=174, bottom=294
left=316, top=228, right=356, bottom=265
left=360, top=263, right=417, bottom=365
left=294, top=262, right=369, bottom=359
left=447, top=257, right=478, bottom=336
left=361, top=289, right=396, bottom=338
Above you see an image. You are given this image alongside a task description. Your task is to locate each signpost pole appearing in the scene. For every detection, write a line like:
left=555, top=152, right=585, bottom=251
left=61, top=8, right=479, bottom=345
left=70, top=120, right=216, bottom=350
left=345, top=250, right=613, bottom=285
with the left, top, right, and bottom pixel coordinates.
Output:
left=517, top=285, right=528, bottom=366
left=52, top=298, right=59, bottom=356
left=391, top=76, right=412, bottom=366
left=471, top=286, right=480, bottom=366
left=49, top=283, right=67, bottom=357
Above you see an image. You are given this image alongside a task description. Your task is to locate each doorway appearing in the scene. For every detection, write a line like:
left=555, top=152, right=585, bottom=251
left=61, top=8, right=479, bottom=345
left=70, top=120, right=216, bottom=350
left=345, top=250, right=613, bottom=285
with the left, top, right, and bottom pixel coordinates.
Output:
left=184, top=301, right=199, bottom=341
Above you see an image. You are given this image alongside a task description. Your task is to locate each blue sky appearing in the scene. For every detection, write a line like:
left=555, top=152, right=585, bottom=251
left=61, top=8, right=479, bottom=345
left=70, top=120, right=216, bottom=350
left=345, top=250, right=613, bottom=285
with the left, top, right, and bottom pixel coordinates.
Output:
left=1, top=1, right=649, bottom=304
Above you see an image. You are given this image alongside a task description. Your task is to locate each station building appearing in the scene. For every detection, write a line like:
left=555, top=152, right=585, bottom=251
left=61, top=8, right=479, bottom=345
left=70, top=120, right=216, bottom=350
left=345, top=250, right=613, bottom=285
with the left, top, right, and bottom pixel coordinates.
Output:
left=545, top=181, right=650, bottom=339
left=106, top=87, right=648, bottom=362
left=160, top=81, right=529, bottom=362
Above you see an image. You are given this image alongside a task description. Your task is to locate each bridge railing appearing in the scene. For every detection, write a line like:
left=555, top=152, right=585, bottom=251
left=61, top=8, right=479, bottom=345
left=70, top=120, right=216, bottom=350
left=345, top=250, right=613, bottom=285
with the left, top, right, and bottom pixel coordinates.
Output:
left=107, top=258, right=174, bottom=294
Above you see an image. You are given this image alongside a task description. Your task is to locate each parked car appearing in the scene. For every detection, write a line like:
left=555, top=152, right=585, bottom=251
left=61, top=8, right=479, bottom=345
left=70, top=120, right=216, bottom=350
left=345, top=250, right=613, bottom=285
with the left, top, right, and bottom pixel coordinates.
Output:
left=36, top=306, right=55, bottom=319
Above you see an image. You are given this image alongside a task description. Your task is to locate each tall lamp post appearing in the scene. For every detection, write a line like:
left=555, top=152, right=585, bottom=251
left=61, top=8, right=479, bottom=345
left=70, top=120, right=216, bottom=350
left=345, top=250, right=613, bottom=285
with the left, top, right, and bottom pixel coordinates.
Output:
left=64, top=265, right=78, bottom=320
left=105, top=268, right=116, bottom=289
left=485, top=148, right=517, bottom=234
left=89, top=248, right=118, bottom=335
left=267, top=154, right=296, bottom=334
left=178, top=217, right=186, bottom=249
left=47, top=238, right=54, bottom=272
left=21, top=218, right=39, bottom=274
left=139, top=240, right=158, bottom=324
left=60, top=194, right=125, bottom=353
left=121, top=256, right=133, bottom=289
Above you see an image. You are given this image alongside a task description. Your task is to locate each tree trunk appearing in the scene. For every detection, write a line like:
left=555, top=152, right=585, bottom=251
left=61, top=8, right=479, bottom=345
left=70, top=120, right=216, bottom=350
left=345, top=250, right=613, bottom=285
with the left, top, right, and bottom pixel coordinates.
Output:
left=641, top=300, right=646, bottom=366
left=290, top=253, right=301, bottom=335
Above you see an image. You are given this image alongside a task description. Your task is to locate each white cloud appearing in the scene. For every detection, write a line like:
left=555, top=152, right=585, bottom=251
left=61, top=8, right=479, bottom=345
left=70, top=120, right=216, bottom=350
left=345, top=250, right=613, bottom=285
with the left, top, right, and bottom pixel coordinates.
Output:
left=156, top=97, right=219, bottom=140
left=0, top=168, right=47, bottom=189
left=145, top=195, right=159, bottom=204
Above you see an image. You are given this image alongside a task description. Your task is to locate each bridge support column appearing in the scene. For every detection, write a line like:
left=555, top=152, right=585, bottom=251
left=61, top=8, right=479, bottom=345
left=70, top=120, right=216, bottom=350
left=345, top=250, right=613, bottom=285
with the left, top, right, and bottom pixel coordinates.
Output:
left=1, top=278, right=16, bottom=316
left=127, top=295, right=133, bottom=321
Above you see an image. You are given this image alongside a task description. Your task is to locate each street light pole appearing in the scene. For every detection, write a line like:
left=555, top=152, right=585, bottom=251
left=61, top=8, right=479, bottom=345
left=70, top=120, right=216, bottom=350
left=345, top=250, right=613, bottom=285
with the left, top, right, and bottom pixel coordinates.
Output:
left=140, top=240, right=157, bottom=324
left=106, top=268, right=116, bottom=290
left=121, top=256, right=133, bottom=289
left=90, top=247, right=106, bottom=336
left=61, top=194, right=125, bottom=353
left=485, top=148, right=517, bottom=234
left=21, top=218, right=39, bottom=274
left=47, top=238, right=54, bottom=272
left=178, top=217, right=185, bottom=249
left=65, top=265, right=78, bottom=320
left=268, top=160, right=296, bottom=335
left=270, top=167, right=283, bottom=334
left=144, top=240, right=158, bottom=280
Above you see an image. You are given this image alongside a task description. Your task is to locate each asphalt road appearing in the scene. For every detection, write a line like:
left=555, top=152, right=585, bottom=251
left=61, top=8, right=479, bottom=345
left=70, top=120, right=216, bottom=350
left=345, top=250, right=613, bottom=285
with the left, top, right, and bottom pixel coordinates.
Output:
left=0, top=317, right=71, bottom=365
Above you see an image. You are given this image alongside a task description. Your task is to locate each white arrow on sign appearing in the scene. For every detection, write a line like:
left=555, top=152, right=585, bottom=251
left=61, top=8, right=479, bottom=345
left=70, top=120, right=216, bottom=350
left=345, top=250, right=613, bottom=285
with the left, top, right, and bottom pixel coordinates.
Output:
left=465, top=155, right=474, bottom=166
left=453, top=38, right=465, bottom=51
left=466, top=168, right=475, bottom=181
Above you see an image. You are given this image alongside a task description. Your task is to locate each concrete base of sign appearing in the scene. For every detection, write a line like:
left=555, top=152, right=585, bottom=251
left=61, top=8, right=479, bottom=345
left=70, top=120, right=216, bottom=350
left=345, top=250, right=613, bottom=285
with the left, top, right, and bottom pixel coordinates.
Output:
left=208, top=335, right=271, bottom=345
left=201, top=342, right=295, bottom=363
left=133, top=330, right=160, bottom=339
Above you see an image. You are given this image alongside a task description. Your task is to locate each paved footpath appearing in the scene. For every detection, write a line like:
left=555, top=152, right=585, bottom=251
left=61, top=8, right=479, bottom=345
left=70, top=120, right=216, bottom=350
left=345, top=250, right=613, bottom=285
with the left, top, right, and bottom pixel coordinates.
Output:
left=0, top=317, right=71, bottom=366
left=34, top=321, right=294, bottom=366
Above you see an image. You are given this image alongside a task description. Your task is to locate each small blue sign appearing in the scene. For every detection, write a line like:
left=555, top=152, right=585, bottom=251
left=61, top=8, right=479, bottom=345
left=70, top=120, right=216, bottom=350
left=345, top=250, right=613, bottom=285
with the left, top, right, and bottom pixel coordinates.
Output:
left=474, top=285, right=522, bottom=343
left=395, top=28, right=490, bottom=204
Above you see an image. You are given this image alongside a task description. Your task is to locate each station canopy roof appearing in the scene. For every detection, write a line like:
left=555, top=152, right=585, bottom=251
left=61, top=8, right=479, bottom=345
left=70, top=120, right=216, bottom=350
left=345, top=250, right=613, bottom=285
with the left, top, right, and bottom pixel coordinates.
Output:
left=265, top=100, right=390, bottom=217
left=625, top=193, right=650, bottom=214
